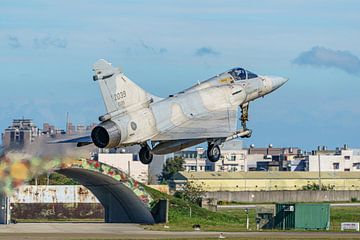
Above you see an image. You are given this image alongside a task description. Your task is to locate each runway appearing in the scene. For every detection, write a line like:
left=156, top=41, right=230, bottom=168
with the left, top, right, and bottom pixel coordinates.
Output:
left=1, top=223, right=360, bottom=239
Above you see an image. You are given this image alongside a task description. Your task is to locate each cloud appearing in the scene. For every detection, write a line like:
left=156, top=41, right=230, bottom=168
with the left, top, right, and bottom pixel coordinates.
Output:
left=33, top=36, right=67, bottom=49
left=108, top=38, right=168, bottom=55
left=8, top=35, right=21, bottom=49
left=108, top=37, right=118, bottom=44
left=293, top=46, right=360, bottom=75
left=195, top=47, right=220, bottom=56
left=139, top=39, right=167, bottom=54
left=159, top=48, right=167, bottom=54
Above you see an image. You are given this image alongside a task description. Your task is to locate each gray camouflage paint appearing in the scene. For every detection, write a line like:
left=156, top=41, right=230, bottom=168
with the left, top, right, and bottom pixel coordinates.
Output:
left=91, top=59, right=288, bottom=154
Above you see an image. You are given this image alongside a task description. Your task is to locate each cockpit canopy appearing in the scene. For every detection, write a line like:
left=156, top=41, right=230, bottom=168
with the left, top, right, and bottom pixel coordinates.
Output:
left=229, top=67, right=258, bottom=80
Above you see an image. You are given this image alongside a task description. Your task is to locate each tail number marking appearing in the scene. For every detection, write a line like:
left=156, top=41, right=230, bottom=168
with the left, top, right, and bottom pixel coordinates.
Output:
left=113, top=91, right=127, bottom=101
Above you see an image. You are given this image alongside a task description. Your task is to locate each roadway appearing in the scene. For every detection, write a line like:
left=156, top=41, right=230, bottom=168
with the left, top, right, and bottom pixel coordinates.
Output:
left=1, top=223, right=360, bottom=239
left=217, top=202, right=360, bottom=209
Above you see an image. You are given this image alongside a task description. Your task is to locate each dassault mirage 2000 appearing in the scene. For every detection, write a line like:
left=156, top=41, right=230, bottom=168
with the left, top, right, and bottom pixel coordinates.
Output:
left=54, top=59, right=288, bottom=164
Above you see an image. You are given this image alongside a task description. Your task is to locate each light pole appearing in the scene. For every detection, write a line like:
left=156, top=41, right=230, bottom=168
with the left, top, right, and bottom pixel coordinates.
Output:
left=245, top=208, right=249, bottom=230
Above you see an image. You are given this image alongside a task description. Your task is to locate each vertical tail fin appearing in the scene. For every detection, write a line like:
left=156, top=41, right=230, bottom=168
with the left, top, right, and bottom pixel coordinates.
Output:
left=93, top=59, right=156, bottom=114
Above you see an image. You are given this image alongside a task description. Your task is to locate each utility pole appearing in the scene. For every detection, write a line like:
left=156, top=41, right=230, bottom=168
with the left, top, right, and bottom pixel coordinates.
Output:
left=66, top=112, right=69, bottom=133
left=128, top=160, right=131, bottom=176
left=318, top=153, right=321, bottom=189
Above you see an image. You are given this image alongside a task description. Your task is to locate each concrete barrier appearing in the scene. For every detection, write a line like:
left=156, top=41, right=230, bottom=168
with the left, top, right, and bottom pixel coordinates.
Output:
left=151, top=199, right=169, bottom=223
left=205, top=190, right=360, bottom=203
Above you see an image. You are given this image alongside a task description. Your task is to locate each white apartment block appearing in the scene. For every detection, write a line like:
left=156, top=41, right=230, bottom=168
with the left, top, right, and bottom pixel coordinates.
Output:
left=308, top=149, right=360, bottom=172
left=180, top=148, right=211, bottom=172
left=98, top=153, right=149, bottom=183
left=215, top=141, right=247, bottom=172
left=179, top=140, right=247, bottom=172
left=174, top=141, right=308, bottom=173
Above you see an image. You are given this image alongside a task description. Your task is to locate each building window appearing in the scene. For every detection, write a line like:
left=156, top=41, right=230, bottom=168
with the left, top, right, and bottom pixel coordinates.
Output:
left=344, top=168, right=350, bottom=171
left=10, top=132, right=15, bottom=142
left=230, top=154, right=236, bottom=161
left=345, top=156, right=351, bottom=160
left=19, top=132, right=24, bottom=142
left=333, top=163, right=340, bottom=170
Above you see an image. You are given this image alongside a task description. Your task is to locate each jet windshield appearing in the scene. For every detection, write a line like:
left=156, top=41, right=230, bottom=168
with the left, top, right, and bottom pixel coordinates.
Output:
left=229, top=68, right=258, bottom=80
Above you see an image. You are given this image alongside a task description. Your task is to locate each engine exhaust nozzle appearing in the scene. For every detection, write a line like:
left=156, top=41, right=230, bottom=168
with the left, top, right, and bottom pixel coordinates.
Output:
left=91, top=121, right=121, bottom=148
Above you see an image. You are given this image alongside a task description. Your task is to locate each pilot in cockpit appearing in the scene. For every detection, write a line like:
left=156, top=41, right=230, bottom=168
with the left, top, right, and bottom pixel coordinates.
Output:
left=229, top=68, right=258, bottom=80
left=230, top=68, right=247, bottom=80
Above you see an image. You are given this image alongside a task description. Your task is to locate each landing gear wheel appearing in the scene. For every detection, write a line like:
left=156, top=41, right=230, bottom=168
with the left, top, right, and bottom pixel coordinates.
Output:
left=139, top=145, right=153, bottom=165
left=207, top=144, right=221, bottom=162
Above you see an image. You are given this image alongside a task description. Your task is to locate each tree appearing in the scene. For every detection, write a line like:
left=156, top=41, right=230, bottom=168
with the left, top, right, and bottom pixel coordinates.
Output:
left=174, top=181, right=205, bottom=205
left=161, top=156, right=185, bottom=182
left=29, top=172, right=78, bottom=185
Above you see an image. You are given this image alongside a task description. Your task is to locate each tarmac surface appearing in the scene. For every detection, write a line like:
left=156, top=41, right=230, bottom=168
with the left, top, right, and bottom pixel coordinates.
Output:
left=217, top=202, right=360, bottom=209
left=1, top=223, right=360, bottom=239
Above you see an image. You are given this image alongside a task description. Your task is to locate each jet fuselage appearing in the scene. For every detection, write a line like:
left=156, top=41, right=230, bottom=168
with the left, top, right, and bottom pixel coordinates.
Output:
left=97, top=70, right=287, bottom=150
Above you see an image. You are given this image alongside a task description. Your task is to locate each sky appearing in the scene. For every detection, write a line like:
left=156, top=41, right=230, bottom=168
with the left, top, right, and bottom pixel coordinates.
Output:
left=1, top=0, right=359, bottom=151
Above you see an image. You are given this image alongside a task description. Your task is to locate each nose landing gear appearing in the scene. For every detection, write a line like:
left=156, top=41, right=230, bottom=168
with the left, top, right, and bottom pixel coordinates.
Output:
left=240, top=103, right=252, bottom=138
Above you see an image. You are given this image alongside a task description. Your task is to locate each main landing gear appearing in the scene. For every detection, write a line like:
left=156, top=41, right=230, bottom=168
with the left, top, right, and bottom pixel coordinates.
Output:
left=207, top=143, right=221, bottom=162
left=139, top=143, right=153, bottom=164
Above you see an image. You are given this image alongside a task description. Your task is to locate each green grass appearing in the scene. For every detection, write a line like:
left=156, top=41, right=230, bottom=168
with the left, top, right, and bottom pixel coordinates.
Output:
left=145, top=186, right=256, bottom=231
left=330, top=207, right=360, bottom=231
left=145, top=187, right=360, bottom=232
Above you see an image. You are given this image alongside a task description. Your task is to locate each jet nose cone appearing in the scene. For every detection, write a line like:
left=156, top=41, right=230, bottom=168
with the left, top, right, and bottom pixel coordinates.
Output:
left=272, top=76, right=288, bottom=89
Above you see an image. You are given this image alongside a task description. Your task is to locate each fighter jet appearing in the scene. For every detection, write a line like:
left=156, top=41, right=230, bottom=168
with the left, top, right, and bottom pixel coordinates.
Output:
left=54, top=59, right=288, bottom=164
